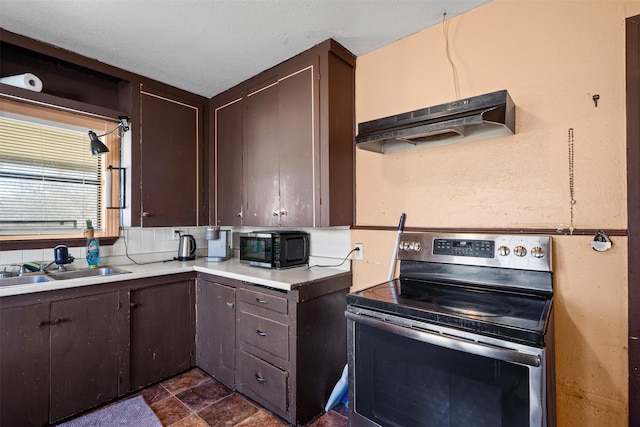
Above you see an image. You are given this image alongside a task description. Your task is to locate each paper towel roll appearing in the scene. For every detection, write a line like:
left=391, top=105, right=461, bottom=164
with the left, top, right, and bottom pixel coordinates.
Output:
left=0, top=73, right=43, bottom=92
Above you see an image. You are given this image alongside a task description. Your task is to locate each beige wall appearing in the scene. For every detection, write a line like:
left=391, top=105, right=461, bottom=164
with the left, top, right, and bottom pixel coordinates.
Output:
left=352, top=1, right=635, bottom=425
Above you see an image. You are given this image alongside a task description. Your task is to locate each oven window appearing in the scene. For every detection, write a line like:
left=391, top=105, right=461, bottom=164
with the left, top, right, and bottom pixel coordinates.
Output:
left=354, top=323, right=530, bottom=427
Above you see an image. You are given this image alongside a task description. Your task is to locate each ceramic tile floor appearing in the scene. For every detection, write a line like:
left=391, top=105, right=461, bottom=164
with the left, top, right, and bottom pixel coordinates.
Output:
left=135, top=368, right=348, bottom=427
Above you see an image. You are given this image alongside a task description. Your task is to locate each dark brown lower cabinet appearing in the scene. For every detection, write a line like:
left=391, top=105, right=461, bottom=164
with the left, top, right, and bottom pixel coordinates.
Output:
left=130, top=279, right=195, bottom=390
left=231, top=273, right=352, bottom=426
left=0, top=302, right=50, bottom=427
left=0, top=270, right=349, bottom=427
left=0, top=291, right=122, bottom=426
left=196, top=277, right=236, bottom=388
left=49, top=292, right=121, bottom=422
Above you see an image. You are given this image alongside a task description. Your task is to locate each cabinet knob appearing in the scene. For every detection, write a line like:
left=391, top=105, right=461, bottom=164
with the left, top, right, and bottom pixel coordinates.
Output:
left=226, top=302, right=235, bottom=309
left=142, top=211, right=151, bottom=217
left=53, top=318, right=66, bottom=325
left=37, top=320, right=48, bottom=328
left=130, top=302, right=140, bottom=309
left=273, top=211, right=280, bottom=217
left=256, top=329, right=267, bottom=337
left=280, top=208, right=287, bottom=216
left=237, top=212, right=242, bottom=218
left=255, top=374, right=266, bottom=383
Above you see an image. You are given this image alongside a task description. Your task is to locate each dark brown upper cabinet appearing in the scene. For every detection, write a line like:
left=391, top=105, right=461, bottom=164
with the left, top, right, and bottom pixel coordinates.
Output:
left=1, top=30, right=209, bottom=230
left=210, top=93, right=244, bottom=226
left=210, top=39, right=355, bottom=228
left=137, top=87, right=205, bottom=227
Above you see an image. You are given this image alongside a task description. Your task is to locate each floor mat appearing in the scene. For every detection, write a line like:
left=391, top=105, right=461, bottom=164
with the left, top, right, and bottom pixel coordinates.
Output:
left=57, top=396, right=162, bottom=427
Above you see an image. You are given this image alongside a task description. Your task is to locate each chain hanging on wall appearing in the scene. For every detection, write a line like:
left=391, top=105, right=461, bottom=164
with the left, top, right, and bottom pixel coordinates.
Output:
left=568, top=128, right=575, bottom=235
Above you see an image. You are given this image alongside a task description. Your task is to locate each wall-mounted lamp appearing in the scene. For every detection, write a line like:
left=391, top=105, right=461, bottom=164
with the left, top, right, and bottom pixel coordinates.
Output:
left=88, top=116, right=130, bottom=155
left=89, top=116, right=130, bottom=209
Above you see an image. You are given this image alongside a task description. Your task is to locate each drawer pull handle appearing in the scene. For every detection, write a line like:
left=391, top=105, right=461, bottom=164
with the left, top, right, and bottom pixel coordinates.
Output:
left=256, top=329, right=267, bottom=337
left=255, top=374, right=266, bottom=383
left=226, top=302, right=235, bottom=308
left=256, top=298, right=267, bottom=304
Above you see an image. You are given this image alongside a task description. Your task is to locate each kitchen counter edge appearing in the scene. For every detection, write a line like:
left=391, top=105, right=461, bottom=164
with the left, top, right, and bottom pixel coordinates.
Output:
left=0, top=258, right=351, bottom=298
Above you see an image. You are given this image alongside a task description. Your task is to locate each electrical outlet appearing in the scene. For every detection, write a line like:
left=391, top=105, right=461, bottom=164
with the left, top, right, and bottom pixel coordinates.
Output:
left=172, top=228, right=182, bottom=240
left=354, top=243, right=363, bottom=260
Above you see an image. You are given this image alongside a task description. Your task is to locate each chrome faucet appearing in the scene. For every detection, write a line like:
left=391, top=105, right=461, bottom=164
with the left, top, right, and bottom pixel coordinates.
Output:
left=43, top=261, right=67, bottom=272
left=10, top=264, right=26, bottom=277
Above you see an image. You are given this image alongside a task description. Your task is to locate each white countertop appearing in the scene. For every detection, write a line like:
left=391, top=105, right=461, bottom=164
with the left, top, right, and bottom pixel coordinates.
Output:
left=0, top=257, right=351, bottom=298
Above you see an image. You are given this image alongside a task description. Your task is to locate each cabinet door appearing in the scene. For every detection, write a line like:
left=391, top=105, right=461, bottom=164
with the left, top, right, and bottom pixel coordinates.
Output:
left=0, top=303, right=50, bottom=427
left=214, top=97, right=243, bottom=226
left=140, top=91, right=200, bottom=227
left=278, top=66, right=315, bottom=227
left=196, top=280, right=236, bottom=388
left=130, top=281, right=193, bottom=389
left=49, top=292, right=121, bottom=423
left=244, top=81, right=280, bottom=227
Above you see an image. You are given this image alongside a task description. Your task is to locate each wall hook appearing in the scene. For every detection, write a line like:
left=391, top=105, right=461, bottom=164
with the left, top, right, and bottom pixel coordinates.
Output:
left=592, top=94, right=600, bottom=107
left=590, top=230, right=612, bottom=252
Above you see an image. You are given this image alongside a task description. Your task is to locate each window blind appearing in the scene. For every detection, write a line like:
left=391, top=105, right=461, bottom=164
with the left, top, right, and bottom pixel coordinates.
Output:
left=0, top=116, right=102, bottom=235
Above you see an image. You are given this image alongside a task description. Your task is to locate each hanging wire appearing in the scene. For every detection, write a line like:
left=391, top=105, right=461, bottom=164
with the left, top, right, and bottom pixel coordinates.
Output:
left=308, top=248, right=358, bottom=269
left=442, top=12, right=460, bottom=100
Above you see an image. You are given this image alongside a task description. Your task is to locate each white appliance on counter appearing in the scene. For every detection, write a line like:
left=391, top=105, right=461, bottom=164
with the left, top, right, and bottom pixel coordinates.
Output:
left=205, top=227, right=231, bottom=262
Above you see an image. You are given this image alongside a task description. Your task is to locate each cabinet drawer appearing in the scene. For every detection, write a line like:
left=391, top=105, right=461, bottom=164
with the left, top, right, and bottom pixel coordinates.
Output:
left=238, top=288, right=288, bottom=314
left=237, top=350, right=288, bottom=413
left=238, top=311, right=288, bottom=360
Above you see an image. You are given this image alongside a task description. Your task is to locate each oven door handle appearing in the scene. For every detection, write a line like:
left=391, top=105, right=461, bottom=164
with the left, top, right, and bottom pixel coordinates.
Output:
left=346, top=311, right=541, bottom=367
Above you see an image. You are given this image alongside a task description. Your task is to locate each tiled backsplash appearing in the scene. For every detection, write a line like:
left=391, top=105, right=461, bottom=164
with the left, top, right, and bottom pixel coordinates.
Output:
left=1, top=226, right=352, bottom=274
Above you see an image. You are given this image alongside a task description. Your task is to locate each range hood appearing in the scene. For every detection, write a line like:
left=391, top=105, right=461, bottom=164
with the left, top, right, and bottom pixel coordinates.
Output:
left=355, top=90, right=515, bottom=154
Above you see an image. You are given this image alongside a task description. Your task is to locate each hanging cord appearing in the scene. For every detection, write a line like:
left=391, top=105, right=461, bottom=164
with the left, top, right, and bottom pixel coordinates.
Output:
left=442, top=12, right=460, bottom=100
left=121, top=227, right=175, bottom=265
left=308, top=248, right=358, bottom=269
left=568, top=128, right=575, bottom=235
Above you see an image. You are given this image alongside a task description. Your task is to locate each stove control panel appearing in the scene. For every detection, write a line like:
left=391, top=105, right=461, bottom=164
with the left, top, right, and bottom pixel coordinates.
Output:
left=432, top=239, right=494, bottom=258
left=398, top=232, right=552, bottom=272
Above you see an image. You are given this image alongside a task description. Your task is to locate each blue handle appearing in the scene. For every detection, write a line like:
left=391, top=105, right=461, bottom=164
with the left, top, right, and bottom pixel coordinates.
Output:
left=398, top=213, right=406, bottom=231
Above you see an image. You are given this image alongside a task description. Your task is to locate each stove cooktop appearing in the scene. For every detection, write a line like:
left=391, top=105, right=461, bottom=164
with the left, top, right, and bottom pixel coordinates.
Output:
left=347, top=278, right=553, bottom=347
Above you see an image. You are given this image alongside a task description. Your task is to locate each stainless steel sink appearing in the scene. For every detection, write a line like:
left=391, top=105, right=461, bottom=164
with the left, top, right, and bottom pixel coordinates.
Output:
left=0, top=273, right=51, bottom=287
left=46, top=266, right=131, bottom=280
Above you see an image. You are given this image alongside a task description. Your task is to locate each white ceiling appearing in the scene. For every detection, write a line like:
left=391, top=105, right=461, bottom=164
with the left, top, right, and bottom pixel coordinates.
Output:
left=0, top=0, right=490, bottom=98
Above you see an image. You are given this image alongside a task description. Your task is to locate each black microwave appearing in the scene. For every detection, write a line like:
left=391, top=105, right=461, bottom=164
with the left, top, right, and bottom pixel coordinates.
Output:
left=239, top=231, right=309, bottom=269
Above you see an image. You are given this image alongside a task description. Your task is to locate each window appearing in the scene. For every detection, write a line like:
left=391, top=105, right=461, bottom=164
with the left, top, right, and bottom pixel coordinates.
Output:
left=0, top=98, right=120, bottom=241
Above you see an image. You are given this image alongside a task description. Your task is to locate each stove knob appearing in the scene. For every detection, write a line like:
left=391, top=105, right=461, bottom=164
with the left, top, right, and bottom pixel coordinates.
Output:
left=514, top=245, right=527, bottom=257
left=497, top=246, right=510, bottom=256
left=413, top=242, right=421, bottom=252
left=531, top=246, right=545, bottom=258
left=399, top=241, right=407, bottom=251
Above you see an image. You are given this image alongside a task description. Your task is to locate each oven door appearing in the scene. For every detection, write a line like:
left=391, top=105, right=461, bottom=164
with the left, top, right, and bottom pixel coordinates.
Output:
left=346, top=307, right=552, bottom=427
